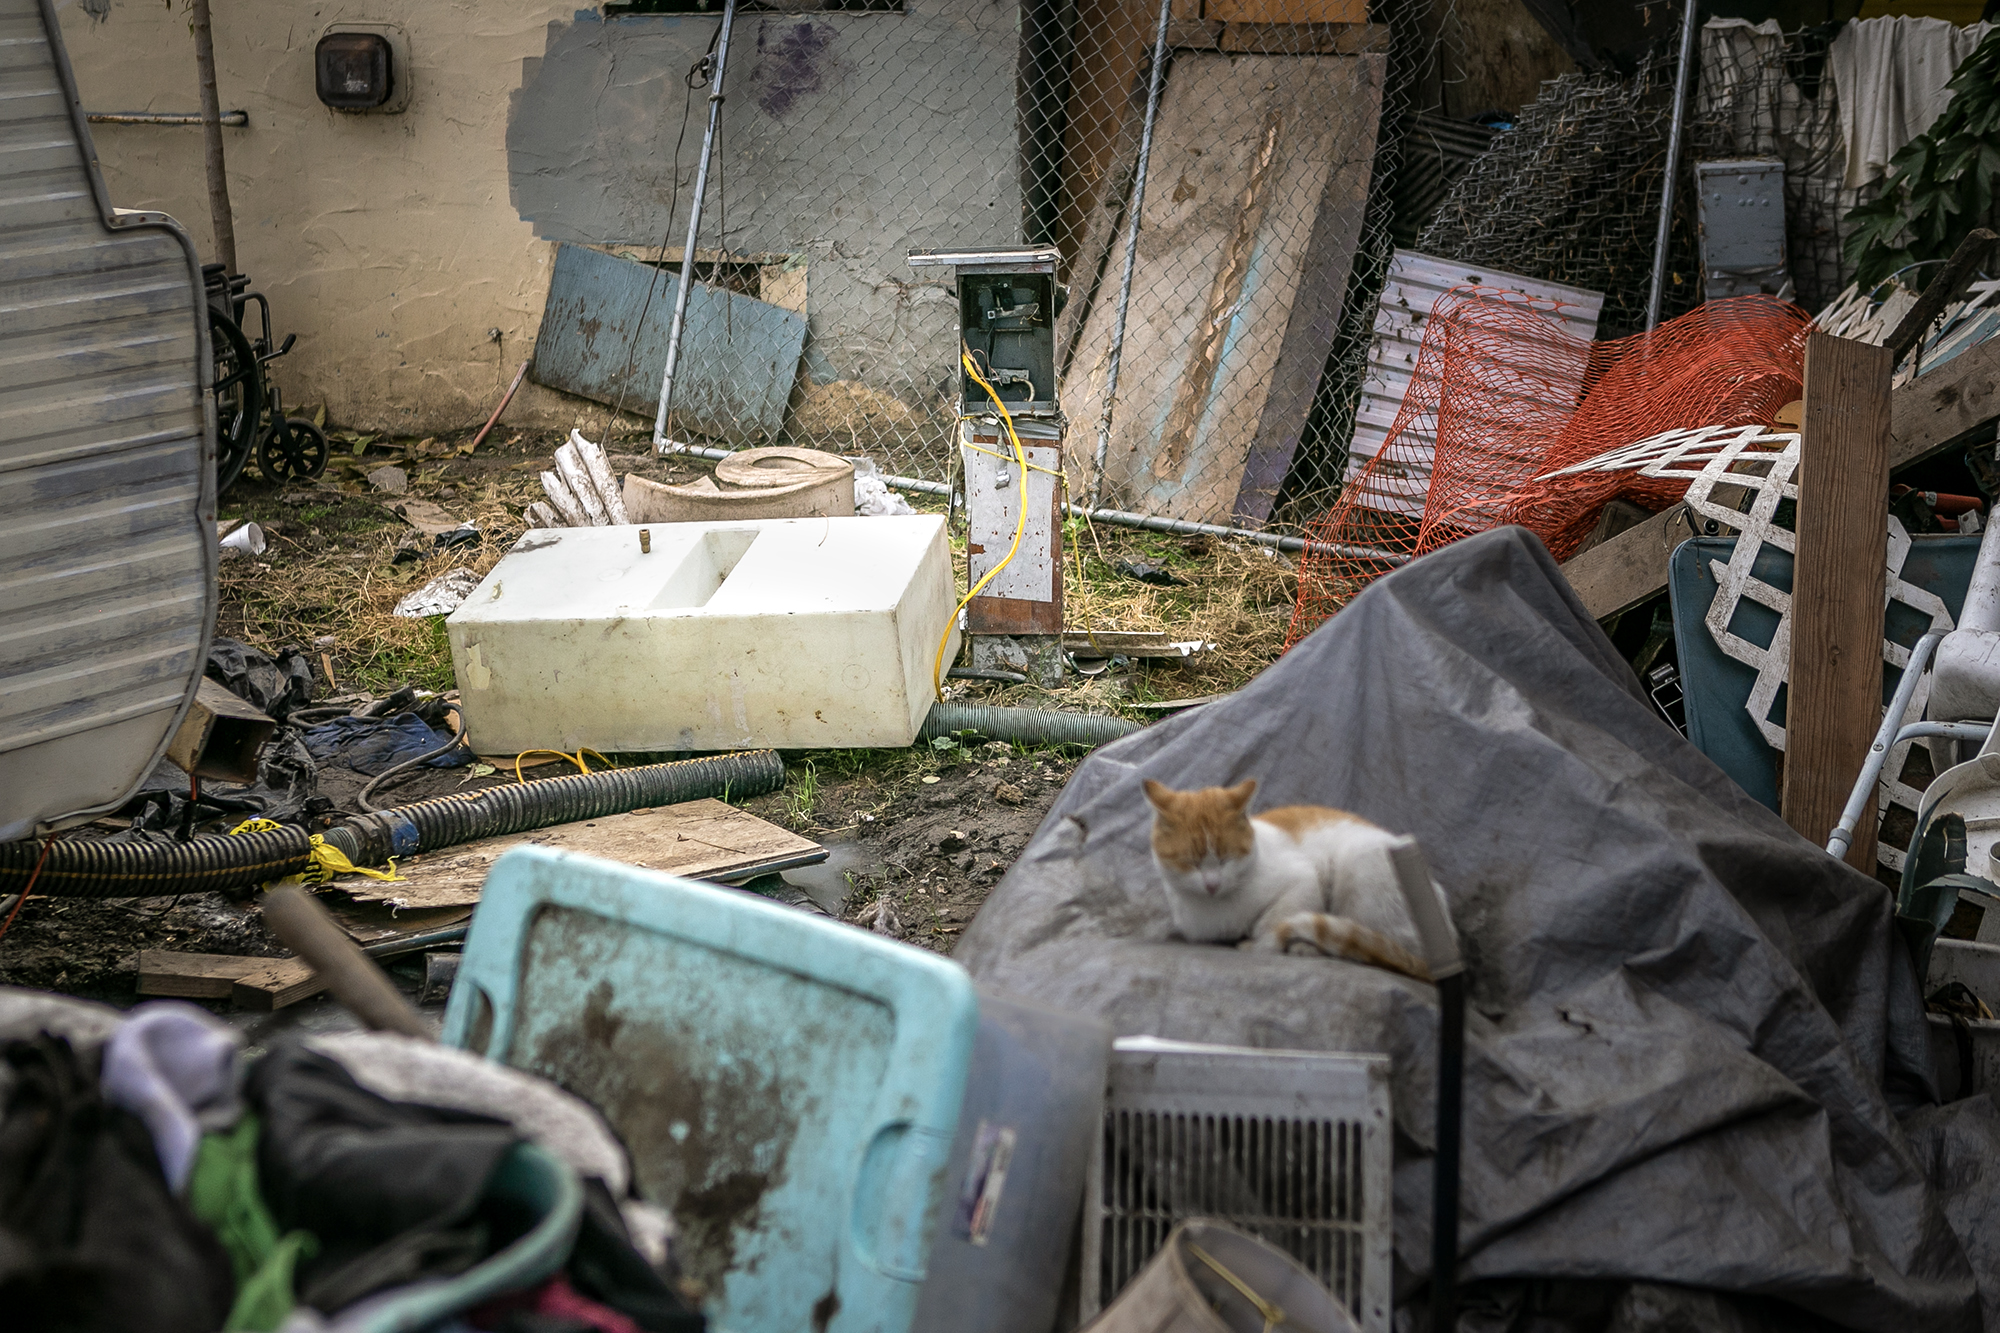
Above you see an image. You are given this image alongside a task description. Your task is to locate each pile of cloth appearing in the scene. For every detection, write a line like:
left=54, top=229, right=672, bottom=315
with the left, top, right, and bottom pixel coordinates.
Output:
left=0, top=991, right=702, bottom=1333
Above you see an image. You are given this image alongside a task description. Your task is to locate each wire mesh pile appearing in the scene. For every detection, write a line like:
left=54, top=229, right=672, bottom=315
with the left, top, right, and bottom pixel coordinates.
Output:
left=1416, top=53, right=1703, bottom=339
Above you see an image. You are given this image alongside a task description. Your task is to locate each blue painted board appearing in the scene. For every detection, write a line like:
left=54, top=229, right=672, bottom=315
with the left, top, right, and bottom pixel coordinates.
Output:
left=532, top=242, right=806, bottom=442
left=1667, top=534, right=1979, bottom=812
left=442, top=845, right=980, bottom=1333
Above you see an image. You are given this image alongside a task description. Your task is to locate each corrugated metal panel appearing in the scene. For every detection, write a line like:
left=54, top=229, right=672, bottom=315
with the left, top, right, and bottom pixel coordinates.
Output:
left=0, top=0, right=214, bottom=840
left=1343, top=250, right=1603, bottom=517
left=531, top=242, right=806, bottom=442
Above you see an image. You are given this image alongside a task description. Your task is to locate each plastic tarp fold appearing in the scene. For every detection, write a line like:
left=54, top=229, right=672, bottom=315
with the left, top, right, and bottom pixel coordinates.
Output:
left=958, top=526, right=1999, bottom=1331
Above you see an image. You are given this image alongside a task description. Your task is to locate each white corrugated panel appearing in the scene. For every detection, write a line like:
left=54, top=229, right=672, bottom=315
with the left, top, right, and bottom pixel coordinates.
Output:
left=0, top=0, right=213, bottom=840
left=1344, top=251, right=1603, bottom=517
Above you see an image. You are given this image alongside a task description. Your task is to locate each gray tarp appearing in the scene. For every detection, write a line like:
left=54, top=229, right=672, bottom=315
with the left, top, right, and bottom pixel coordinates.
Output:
left=958, top=527, right=2000, bottom=1332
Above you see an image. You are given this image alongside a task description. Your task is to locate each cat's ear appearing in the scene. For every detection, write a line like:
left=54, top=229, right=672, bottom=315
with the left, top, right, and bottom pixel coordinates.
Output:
left=1224, top=778, right=1258, bottom=809
left=1142, top=778, right=1176, bottom=811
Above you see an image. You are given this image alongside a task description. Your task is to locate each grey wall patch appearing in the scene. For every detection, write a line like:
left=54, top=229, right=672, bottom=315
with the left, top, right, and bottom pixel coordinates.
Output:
left=505, top=6, right=1021, bottom=401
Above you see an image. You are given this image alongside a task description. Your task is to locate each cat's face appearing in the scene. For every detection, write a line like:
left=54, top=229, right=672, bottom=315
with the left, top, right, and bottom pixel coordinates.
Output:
left=1143, top=778, right=1259, bottom=899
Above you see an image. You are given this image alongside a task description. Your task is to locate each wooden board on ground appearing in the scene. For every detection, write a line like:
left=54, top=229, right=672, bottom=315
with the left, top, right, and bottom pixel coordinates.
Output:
left=323, top=900, right=472, bottom=945
left=1560, top=332, right=2000, bottom=621
left=332, top=798, right=825, bottom=911
left=1060, top=52, right=1384, bottom=527
left=231, top=958, right=326, bottom=1011
left=137, top=950, right=277, bottom=999
left=139, top=950, right=329, bottom=1010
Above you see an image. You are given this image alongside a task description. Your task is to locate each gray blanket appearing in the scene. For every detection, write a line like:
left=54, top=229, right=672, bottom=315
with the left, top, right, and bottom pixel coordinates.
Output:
left=958, top=526, right=1996, bottom=1331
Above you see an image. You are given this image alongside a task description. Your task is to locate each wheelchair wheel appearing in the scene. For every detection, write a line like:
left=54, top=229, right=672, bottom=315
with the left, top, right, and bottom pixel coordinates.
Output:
left=208, top=310, right=263, bottom=494
left=259, top=418, right=329, bottom=483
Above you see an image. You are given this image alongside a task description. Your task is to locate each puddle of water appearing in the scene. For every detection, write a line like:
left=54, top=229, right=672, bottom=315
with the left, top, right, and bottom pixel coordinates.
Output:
left=780, top=835, right=881, bottom=914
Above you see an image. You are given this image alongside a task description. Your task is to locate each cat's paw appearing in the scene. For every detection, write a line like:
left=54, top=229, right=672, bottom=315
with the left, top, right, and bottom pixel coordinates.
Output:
left=1283, top=937, right=1329, bottom=957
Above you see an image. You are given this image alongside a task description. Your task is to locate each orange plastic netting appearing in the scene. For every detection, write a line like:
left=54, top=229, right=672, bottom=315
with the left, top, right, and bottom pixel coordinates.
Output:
left=1286, top=290, right=1811, bottom=647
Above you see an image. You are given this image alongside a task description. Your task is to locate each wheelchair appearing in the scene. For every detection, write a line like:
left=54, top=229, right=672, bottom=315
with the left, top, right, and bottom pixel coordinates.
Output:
left=203, top=263, right=330, bottom=493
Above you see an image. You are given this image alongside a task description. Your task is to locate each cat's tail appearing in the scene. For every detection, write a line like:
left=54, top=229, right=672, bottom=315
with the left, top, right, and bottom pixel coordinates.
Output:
left=1270, top=912, right=1431, bottom=981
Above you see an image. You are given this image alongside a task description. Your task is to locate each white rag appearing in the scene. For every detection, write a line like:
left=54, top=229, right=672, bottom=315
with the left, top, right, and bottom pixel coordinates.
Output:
left=99, top=1001, right=243, bottom=1192
left=1830, top=16, right=1995, bottom=190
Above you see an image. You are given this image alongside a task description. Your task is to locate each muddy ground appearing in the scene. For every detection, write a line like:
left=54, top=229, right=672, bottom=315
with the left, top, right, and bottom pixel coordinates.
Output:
left=0, top=736, right=1082, bottom=1001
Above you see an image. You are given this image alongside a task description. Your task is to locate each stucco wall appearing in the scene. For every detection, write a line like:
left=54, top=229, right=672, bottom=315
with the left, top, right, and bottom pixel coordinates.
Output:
left=57, top=0, right=584, bottom=433
left=57, top=0, right=1023, bottom=435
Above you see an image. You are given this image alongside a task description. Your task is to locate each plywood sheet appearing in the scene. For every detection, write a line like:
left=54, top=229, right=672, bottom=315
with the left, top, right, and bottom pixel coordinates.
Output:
left=1061, top=53, right=1385, bottom=526
left=333, top=798, right=824, bottom=911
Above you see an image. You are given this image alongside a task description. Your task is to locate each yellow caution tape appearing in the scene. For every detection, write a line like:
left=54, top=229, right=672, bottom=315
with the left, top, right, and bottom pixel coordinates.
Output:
left=227, top=818, right=401, bottom=887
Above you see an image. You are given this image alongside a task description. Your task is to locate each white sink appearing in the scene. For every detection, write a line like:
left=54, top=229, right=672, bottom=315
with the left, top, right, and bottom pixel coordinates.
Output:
left=448, top=516, right=959, bottom=752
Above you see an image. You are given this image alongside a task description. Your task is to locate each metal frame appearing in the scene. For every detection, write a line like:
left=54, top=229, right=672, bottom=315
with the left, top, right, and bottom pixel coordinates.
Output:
left=1826, top=632, right=1996, bottom=858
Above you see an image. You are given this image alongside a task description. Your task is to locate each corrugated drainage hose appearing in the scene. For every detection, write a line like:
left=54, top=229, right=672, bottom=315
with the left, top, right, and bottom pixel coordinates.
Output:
left=920, top=703, right=1140, bottom=748
left=0, top=750, right=785, bottom=898
left=321, top=749, right=786, bottom=867
left=0, top=825, right=312, bottom=899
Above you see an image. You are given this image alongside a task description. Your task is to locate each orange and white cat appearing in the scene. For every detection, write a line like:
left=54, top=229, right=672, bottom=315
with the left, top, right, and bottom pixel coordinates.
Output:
left=1142, top=778, right=1452, bottom=981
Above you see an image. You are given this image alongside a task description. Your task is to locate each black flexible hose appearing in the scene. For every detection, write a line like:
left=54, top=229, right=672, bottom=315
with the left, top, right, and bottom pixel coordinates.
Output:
left=0, top=826, right=312, bottom=899
left=321, top=749, right=786, bottom=867
left=919, top=702, right=1140, bottom=748
left=0, top=750, right=784, bottom=897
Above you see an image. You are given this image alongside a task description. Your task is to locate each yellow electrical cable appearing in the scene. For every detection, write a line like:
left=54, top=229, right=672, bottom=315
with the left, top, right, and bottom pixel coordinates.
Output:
left=513, top=749, right=590, bottom=784
left=933, top=348, right=1032, bottom=701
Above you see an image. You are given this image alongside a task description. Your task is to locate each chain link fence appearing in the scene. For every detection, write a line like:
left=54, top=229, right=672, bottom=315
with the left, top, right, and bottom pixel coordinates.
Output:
left=525, top=0, right=1457, bottom=537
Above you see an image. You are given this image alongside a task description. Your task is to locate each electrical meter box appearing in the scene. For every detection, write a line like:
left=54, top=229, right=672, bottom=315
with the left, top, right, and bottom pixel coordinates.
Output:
left=908, top=248, right=1060, bottom=419
left=1696, top=160, right=1789, bottom=301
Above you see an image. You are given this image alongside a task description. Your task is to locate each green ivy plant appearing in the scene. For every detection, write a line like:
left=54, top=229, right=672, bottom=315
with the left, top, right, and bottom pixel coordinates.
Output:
left=1845, top=26, right=2000, bottom=293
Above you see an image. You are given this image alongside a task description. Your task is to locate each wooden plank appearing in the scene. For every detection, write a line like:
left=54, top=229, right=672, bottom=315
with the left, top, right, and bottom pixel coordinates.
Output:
left=1781, top=333, right=1892, bottom=866
left=231, top=958, right=327, bottom=1012
left=1561, top=333, right=2000, bottom=620
left=136, top=950, right=271, bottom=999
left=1889, top=328, right=2000, bottom=470
left=331, top=798, right=823, bottom=911
left=1061, top=53, right=1385, bottom=525
left=1206, top=0, right=1366, bottom=22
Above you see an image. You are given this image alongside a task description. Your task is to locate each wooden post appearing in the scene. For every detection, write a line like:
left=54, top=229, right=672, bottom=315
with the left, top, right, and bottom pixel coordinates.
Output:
left=189, top=0, right=237, bottom=276
left=1782, top=332, right=1893, bottom=869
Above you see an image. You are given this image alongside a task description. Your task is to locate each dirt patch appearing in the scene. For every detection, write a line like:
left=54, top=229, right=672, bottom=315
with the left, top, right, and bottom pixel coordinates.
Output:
left=0, top=893, right=281, bottom=997
left=739, top=742, right=1080, bottom=955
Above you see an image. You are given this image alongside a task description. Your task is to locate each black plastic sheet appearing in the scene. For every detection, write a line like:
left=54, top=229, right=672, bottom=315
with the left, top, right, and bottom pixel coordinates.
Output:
left=959, top=527, right=1997, bottom=1331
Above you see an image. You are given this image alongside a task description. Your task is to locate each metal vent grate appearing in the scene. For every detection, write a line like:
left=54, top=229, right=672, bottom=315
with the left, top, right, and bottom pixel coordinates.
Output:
left=1083, top=1039, right=1392, bottom=1332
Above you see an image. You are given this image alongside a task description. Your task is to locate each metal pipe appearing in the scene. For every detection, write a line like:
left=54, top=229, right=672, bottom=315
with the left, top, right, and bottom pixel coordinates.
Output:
left=1086, top=0, right=1174, bottom=507
left=188, top=0, right=238, bottom=277
left=1827, top=633, right=1944, bottom=858
left=471, top=360, right=531, bottom=453
left=88, top=110, right=248, bottom=126
left=1644, top=0, right=1699, bottom=332
left=653, top=0, right=738, bottom=452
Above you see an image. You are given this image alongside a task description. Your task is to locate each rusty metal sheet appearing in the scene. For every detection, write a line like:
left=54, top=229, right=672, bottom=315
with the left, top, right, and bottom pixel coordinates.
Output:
left=0, top=0, right=214, bottom=840
left=531, top=242, right=806, bottom=443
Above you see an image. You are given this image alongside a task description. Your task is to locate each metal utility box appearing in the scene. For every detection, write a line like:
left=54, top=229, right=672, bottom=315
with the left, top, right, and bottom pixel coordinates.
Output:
left=907, top=248, right=1059, bottom=419
left=960, top=418, right=1063, bottom=637
left=1696, top=160, right=1790, bottom=301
